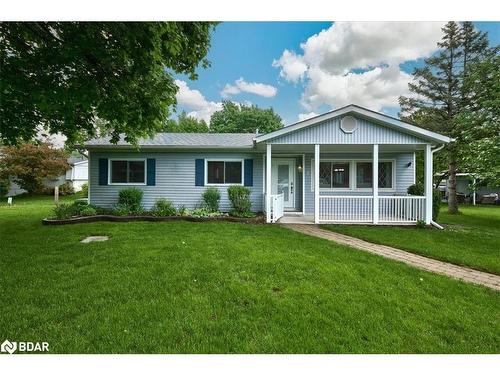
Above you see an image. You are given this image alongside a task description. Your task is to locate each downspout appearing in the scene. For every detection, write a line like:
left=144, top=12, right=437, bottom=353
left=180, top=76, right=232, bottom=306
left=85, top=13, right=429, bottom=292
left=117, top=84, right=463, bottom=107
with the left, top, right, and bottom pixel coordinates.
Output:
left=430, top=144, right=445, bottom=229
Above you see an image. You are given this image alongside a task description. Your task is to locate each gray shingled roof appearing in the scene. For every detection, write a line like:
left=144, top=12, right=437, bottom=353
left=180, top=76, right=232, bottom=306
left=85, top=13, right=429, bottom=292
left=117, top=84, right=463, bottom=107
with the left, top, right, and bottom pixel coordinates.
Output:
left=85, top=133, right=256, bottom=148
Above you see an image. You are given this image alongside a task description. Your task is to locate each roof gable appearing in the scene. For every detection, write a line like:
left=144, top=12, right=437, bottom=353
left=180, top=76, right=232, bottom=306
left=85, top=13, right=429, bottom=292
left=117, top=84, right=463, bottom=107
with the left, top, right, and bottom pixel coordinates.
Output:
left=255, top=105, right=450, bottom=144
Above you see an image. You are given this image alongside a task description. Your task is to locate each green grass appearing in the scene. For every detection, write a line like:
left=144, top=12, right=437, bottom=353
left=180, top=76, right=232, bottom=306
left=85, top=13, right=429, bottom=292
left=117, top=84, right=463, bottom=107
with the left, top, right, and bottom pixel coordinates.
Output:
left=0, top=196, right=499, bottom=353
left=322, top=205, right=500, bottom=275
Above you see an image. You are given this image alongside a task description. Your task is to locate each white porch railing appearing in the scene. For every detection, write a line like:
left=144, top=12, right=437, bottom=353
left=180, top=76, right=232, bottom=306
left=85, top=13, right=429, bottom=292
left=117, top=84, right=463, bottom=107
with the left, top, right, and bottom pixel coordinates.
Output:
left=318, top=195, right=426, bottom=223
left=270, top=193, right=284, bottom=223
left=319, top=196, right=373, bottom=222
left=379, top=196, right=425, bottom=223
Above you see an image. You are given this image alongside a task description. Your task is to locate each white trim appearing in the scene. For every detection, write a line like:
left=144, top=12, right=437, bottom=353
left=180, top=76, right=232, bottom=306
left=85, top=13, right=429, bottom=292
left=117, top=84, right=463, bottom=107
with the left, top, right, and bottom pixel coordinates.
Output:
left=87, top=151, right=91, bottom=203
left=204, top=158, right=244, bottom=186
left=302, top=153, right=305, bottom=214
left=424, top=144, right=433, bottom=224
left=108, top=158, right=147, bottom=185
left=314, top=144, right=320, bottom=224
left=262, top=154, right=265, bottom=194
left=266, top=144, right=272, bottom=223
left=254, top=105, right=451, bottom=144
left=373, top=144, right=379, bottom=224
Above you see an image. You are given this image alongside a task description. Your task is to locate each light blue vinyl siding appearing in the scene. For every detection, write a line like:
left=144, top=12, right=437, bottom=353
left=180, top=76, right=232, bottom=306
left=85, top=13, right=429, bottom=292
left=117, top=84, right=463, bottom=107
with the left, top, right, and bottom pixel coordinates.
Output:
left=89, top=151, right=263, bottom=211
left=303, top=153, right=415, bottom=215
left=269, top=117, right=424, bottom=145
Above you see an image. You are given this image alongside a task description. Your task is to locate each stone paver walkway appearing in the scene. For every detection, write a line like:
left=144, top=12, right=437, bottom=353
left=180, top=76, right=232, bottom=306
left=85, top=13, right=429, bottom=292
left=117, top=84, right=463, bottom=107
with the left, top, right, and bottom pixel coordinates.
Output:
left=283, top=224, right=500, bottom=291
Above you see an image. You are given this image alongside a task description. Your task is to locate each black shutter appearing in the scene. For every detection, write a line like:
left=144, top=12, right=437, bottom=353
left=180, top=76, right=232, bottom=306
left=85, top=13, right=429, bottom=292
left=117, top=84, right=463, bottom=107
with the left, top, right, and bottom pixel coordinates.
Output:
left=99, top=158, right=108, bottom=185
left=147, top=159, right=156, bottom=186
left=195, top=159, right=205, bottom=186
left=244, top=159, right=253, bottom=186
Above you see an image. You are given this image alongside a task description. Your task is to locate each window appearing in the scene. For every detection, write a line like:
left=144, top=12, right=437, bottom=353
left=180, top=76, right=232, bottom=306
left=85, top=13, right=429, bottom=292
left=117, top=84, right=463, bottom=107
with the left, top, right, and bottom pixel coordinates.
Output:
left=319, top=162, right=349, bottom=189
left=355, top=161, right=393, bottom=189
left=207, top=160, right=242, bottom=184
left=110, top=160, right=145, bottom=184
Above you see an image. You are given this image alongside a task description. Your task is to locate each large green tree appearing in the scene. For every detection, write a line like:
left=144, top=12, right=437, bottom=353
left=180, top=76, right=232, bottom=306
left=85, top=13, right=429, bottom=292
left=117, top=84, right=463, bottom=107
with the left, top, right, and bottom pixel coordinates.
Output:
left=164, top=112, right=209, bottom=133
left=399, top=21, right=494, bottom=213
left=456, top=55, right=500, bottom=187
left=0, top=22, right=217, bottom=145
left=209, top=101, right=283, bottom=134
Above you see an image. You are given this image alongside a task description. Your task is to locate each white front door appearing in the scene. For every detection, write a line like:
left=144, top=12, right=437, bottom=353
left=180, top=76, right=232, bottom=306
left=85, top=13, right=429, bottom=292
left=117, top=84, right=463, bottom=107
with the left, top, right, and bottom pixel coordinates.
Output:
left=271, top=159, right=295, bottom=209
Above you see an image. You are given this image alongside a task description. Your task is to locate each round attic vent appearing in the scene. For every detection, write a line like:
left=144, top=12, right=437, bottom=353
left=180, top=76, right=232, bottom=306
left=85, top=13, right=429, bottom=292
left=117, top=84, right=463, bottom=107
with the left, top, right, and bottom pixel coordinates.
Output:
left=340, top=116, right=357, bottom=133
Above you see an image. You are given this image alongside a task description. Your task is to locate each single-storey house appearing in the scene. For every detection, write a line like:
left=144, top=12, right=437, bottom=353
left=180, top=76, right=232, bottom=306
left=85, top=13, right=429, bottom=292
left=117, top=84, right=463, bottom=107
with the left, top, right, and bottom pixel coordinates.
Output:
left=436, top=172, right=500, bottom=205
left=85, top=105, right=450, bottom=225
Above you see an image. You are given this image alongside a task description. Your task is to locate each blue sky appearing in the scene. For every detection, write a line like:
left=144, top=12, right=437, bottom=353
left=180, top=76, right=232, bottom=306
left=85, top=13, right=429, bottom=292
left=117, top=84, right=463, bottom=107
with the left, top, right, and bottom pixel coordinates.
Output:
left=174, top=22, right=499, bottom=126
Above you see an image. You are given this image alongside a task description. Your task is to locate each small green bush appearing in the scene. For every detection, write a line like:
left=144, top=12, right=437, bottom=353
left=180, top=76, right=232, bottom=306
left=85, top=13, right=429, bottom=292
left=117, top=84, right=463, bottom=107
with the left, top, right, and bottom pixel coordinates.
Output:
left=202, top=187, right=221, bottom=212
left=177, top=205, right=189, bottom=216
left=59, top=182, right=75, bottom=196
left=80, top=183, right=88, bottom=197
left=118, top=188, right=143, bottom=213
left=81, top=206, right=97, bottom=216
left=227, top=185, right=252, bottom=216
left=407, top=183, right=424, bottom=196
left=113, top=204, right=133, bottom=216
left=151, top=198, right=176, bottom=217
left=53, top=203, right=76, bottom=219
left=191, top=207, right=225, bottom=218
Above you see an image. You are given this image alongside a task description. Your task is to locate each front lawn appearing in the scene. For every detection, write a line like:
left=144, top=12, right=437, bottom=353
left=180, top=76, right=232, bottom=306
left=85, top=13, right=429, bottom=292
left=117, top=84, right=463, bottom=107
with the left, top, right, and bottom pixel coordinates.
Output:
left=0, top=196, right=499, bottom=353
left=322, top=205, right=500, bottom=275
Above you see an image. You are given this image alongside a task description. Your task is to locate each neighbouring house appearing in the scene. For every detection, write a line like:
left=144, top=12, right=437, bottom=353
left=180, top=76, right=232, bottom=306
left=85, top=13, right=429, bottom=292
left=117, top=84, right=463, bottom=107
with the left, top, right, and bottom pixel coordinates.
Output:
left=84, top=104, right=450, bottom=225
left=65, top=156, right=89, bottom=192
left=436, top=172, right=500, bottom=205
left=5, top=156, right=88, bottom=196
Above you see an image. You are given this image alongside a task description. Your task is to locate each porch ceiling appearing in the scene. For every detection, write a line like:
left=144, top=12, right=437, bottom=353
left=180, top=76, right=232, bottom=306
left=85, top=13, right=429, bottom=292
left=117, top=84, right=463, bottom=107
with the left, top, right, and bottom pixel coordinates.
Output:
left=256, top=143, right=427, bottom=153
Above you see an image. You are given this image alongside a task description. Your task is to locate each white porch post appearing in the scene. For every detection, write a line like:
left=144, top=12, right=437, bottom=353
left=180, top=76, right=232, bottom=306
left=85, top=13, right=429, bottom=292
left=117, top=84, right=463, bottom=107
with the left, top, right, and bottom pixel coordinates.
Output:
left=314, top=144, right=320, bottom=224
left=424, top=144, right=433, bottom=224
left=372, top=144, right=379, bottom=224
left=266, top=143, right=272, bottom=223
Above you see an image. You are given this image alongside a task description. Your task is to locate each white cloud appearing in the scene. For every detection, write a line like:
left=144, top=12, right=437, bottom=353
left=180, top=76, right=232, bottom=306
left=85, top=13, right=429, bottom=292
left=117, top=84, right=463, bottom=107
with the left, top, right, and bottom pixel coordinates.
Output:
left=273, top=22, right=444, bottom=113
left=298, top=112, right=318, bottom=121
left=272, top=50, right=308, bottom=82
left=221, top=78, right=277, bottom=98
left=175, top=79, right=222, bottom=123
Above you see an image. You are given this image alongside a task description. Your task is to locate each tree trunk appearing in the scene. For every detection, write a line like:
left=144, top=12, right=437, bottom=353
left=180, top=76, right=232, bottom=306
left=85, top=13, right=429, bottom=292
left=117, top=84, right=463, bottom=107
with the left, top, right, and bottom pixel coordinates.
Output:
left=448, top=159, right=459, bottom=214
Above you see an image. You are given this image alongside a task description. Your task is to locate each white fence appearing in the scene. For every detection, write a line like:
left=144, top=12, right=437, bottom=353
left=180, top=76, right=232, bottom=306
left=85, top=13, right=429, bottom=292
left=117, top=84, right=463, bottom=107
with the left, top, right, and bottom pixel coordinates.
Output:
left=379, top=196, right=426, bottom=223
left=270, top=193, right=284, bottom=223
left=318, top=195, right=426, bottom=223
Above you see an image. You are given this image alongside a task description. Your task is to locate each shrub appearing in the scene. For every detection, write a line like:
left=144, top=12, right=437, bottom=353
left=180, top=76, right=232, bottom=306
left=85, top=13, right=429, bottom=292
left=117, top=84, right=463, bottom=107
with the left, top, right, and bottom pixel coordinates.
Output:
left=177, top=205, right=189, bottom=216
left=59, top=182, right=75, bottom=196
left=227, top=185, right=252, bottom=216
left=416, top=220, right=427, bottom=228
left=117, top=187, right=143, bottom=213
left=113, top=204, right=133, bottom=216
left=202, top=187, right=221, bottom=212
left=151, top=198, right=176, bottom=217
left=52, top=203, right=76, bottom=219
left=81, top=206, right=97, bottom=216
left=80, top=183, right=88, bottom=197
left=407, top=183, right=424, bottom=196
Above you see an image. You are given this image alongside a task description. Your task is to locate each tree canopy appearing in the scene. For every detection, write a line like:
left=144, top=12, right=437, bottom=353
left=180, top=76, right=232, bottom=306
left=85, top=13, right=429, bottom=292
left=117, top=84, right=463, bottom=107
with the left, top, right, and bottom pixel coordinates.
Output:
left=0, top=22, right=217, bottom=146
left=209, top=101, right=283, bottom=134
left=164, top=112, right=209, bottom=133
left=399, top=21, right=497, bottom=213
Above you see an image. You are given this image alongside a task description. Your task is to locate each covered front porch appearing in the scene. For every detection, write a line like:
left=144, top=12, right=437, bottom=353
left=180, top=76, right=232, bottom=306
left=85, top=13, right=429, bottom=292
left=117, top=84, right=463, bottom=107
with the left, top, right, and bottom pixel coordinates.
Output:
left=262, top=143, right=434, bottom=225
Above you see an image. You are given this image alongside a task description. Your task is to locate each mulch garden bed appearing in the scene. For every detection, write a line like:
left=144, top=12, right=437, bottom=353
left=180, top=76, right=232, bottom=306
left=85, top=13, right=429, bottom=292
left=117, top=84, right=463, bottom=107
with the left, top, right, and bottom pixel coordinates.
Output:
left=42, top=214, right=265, bottom=225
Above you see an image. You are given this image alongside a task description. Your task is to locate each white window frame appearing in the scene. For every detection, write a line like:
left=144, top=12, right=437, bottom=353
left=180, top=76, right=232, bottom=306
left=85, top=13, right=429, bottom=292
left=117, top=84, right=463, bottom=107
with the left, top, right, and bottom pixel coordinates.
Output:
left=204, top=158, right=244, bottom=186
left=108, top=158, right=147, bottom=186
left=311, top=158, right=396, bottom=192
